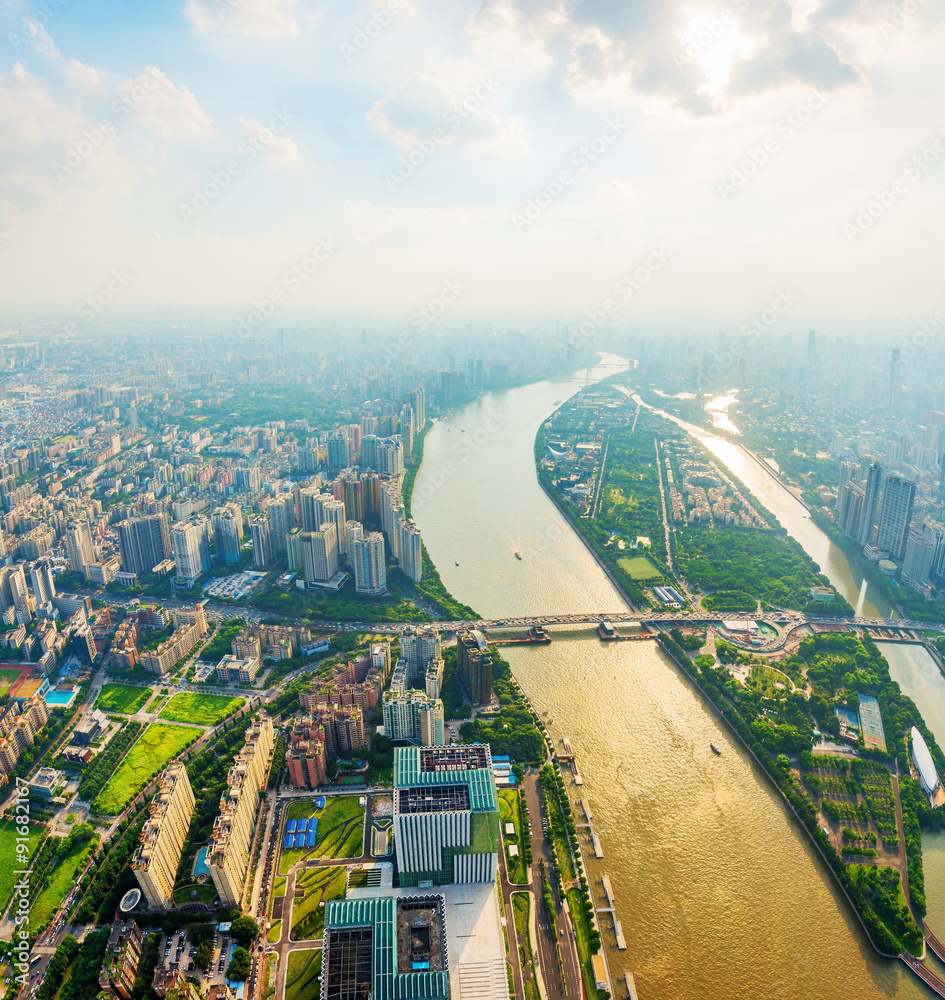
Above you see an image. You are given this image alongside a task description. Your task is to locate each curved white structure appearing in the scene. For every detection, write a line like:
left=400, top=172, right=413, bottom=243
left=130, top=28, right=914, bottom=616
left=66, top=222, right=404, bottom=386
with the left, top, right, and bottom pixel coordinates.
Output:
left=911, top=726, right=940, bottom=797
left=119, top=888, right=141, bottom=913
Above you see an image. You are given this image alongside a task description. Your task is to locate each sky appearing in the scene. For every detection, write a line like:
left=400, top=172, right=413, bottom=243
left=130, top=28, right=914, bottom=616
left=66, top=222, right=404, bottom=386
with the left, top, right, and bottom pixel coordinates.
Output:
left=0, top=0, right=944, bottom=335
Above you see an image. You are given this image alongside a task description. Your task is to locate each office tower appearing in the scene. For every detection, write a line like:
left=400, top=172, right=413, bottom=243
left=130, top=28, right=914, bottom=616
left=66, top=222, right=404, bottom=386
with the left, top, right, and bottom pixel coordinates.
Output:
left=400, top=405, right=415, bottom=464
left=383, top=690, right=445, bottom=746
left=858, top=460, right=883, bottom=547
left=902, top=524, right=936, bottom=587
left=398, top=519, right=423, bottom=583
left=400, top=626, right=441, bottom=685
left=250, top=517, right=273, bottom=568
left=118, top=514, right=171, bottom=576
left=98, top=920, right=144, bottom=1000
left=212, top=505, right=244, bottom=566
left=393, top=745, right=500, bottom=886
left=305, top=522, right=339, bottom=583
left=234, top=465, right=261, bottom=492
left=267, top=493, right=296, bottom=555
left=360, top=434, right=379, bottom=470
left=64, top=520, right=95, bottom=576
left=299, top=486, right=324, bottom=532
left=131, top=761, right=195, bottom=912
left=322, top=499, right=348, bottom=556
left=456, top=629, right=493, bottom=705
left=328, top=434, right=350, bottom=471
left=410, top=387, right=426, bottom=431
left=29, top=559, right=56, bottom=605
left=838, top=461, right=857, bottom=496
left=342, top=475, right=365, bottom=521
left=838, top=483, right=865, bottom=540
left=208, top=715, right=274, bottom=907
left=888, top=348, right=900, bottom=409
left=351, top=532, right=386, bottom=594
left=876, top=475, right=916, bottom=560
left=171, top=521, right=203, bottom=585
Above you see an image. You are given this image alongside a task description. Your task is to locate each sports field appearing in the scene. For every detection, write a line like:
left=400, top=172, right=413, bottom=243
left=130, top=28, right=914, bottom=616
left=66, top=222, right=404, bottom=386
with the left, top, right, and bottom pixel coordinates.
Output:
left=159, top=692, right=245, bottom=726
left=96, top=683, right=152, bottom=714
left=91, top=723, right=194, bottom=814
left=617, top=555, right=662, bottom=580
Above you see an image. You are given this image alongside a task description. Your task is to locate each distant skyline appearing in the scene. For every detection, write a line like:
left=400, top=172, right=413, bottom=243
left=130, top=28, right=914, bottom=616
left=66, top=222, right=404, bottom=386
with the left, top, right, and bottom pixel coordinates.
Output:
left=1, top=0, right=944, bottom=330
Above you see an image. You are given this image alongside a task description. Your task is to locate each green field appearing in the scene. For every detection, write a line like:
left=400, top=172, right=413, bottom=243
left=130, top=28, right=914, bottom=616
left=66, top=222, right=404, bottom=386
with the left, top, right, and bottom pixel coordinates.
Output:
left=159, top=692, right=245, bottom=726
left=499, top=789, right=528, bottom=884
left=291, top=866, right=347, bottom=940
left=0, top=820, right=43, bottom=914
left=96, top=683, right=152, bottom=714
left=285, top=949, right=322, bottom=1000
left=616, top=555, right=662, bottom=580
left=91, top=724, right=195, bottom=814
left=279, top=798, right=365, bottom=874
left=31, top=837, right=95, bottom=931
left=0, top=667, right=24, bottom=696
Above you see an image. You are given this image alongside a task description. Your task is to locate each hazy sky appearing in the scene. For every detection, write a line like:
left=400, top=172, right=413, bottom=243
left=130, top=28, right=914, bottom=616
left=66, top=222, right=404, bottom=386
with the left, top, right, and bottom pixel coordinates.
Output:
left=1, top=0, right=943, bottom=332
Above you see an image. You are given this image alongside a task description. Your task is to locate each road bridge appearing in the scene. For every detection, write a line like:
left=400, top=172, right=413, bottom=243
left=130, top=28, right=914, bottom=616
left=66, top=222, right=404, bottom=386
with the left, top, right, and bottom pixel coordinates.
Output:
left=309, top=612, right=942, bottom=636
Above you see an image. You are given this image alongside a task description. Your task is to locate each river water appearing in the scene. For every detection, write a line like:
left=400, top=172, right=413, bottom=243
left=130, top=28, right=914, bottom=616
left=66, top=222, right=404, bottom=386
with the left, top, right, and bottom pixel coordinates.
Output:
left=413, top=355, right=933, bottom=999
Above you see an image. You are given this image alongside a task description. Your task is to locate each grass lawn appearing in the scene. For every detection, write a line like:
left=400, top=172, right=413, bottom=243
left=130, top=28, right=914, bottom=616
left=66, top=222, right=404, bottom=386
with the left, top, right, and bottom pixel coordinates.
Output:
left=31, top=838, right=94, bottom=931
left=159, top=692, right=245, bottom=726
left=567, top=887, right=604, bottom=1000
left=499, top=789, right=528, bottom=884
left=0, top=667, right=25, bottom=696
left=279, top=798, right=365, bottom=874
left=0, top=820, right=43, bottom=914
left=285, top=949, right=322, bottom=1000
left=96, top=683, right=152, bottom=714
left=291, top=866, right=347, bottom=940
left=173, top=883, right=216, bottom=905
left=617, top=554, right=662, bottom=580
left=92, top=724, right=195, bottom=814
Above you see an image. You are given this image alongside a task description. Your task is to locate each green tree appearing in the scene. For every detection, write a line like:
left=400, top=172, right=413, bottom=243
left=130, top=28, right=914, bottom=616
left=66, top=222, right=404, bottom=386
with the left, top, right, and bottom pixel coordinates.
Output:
left=227, top=946, right=251, bottom=981
left=229, top=915, right=260, bottom=949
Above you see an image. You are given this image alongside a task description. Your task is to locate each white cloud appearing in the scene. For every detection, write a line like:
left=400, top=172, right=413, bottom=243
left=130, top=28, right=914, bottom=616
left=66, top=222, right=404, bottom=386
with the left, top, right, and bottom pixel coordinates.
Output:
left=183, top=0, right=302, bottom=39
left=118, top=67, right=214, bottom=140
left=240, top=118, right=302, bottom=168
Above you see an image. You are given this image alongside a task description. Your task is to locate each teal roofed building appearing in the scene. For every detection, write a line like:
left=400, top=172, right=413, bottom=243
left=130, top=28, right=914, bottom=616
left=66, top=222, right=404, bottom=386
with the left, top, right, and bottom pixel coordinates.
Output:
left=322, top=895, right=450, bottom=1000
left=393, top=745, right=500, bottom=888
